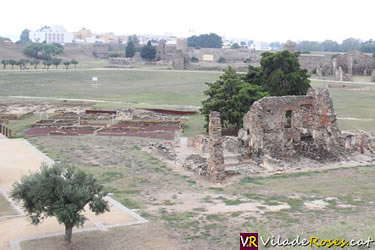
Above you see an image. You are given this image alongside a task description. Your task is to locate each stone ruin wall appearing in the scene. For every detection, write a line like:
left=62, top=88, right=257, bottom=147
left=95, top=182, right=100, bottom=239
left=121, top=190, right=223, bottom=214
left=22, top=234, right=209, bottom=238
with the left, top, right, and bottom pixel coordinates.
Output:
left=241, top=88, right=375, bottom=164
left=242, top=88, right=348, bottom=163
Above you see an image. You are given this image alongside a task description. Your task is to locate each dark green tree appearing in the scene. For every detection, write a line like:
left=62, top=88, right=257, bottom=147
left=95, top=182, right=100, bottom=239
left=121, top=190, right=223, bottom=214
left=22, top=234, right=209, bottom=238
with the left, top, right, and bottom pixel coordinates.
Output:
left=340, top=38, right=361, bottom=52
left=231, top=43, right=240, bottom=49
left=1, top=59, right=8, bottom=69
left=19, top=29, right=30, bottom=44
left=63, top=61, right=71, bottom=70
left=201, top=67, right=269, bottom=128
left=296, top=41, right=322, bottom=52
left=140, top=41, right=156, bottom=61
left=187, top=33, right=223, bottom=48
left=51, top=58, right=62, bottom=69
left=30, top=60, right=40, bottom=69
left=10, top=163, right=109, bottom=244
left=259, top=51, right=311, bottom=96
left=16, top=59, right=26, bottom=71
left=43, top=60, right=52, bottom=70
left=70, top=59, right=78, bottom=68
left=8, top=59, right=16, bottom=70
left=125, top=40, right=136, bottom=58
left=321, top=40, right=340, bottom=52
left=360, top=39, right=375, bottom=53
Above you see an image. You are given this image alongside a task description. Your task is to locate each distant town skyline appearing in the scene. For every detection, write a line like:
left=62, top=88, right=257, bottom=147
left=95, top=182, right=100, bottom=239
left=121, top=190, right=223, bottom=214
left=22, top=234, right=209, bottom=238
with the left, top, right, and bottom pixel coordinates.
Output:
left=1, top=0, right=374, bottom=43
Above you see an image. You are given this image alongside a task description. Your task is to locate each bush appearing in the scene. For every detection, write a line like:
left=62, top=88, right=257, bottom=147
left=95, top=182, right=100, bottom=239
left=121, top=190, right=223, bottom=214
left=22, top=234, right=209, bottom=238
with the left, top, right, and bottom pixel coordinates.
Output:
left=109, top=52, right=121, bottom=58
left=218, top=56, right=226, bottom=63
left=191, top=56, right=199, bottom=63
left=243, top=58, right=252, bottom=63
left=231, top=43, right=240, bottom=49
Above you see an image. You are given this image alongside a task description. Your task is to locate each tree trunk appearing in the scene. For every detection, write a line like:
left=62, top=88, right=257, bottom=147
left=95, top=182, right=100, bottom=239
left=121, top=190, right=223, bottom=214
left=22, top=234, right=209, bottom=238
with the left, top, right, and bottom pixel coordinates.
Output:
left=64, top=224, right=73, bottom=244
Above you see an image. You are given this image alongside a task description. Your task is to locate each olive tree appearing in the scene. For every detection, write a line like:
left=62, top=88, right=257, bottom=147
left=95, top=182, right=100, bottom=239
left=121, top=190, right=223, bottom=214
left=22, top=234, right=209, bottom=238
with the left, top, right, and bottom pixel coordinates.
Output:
left=11, top=163, right=109, bottom=244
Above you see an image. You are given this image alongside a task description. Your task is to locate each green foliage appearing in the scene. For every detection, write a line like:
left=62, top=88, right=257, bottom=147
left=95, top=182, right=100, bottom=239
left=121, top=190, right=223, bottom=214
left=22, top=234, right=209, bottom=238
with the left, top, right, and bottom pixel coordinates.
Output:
left=63, top=61, right=71, bottom=70
left=0, top=36, right=11, bottom=43
left=70, top=59, right=78, bottom=68
left=360, top=39, right=375, bottom=53
left=109, top=52, right=121, bottom=58
left=19, top=29, right=30, bottom=44
left=1, top=59, right=8, bottom=69
left=191, top=56, right=199, bottom=63
left=42, top=60, right=52, bottom=70
left=16, top=59, right=27, bottom=71
left=218, top=56, right=226, bottom=63
left=125, top=40, right=136, bottom=58
left=30, top=60, right=40, bottom=69
left=231, top=43, right=240, bottom=49
left=140, top=41, right=156, bottom=61
left=8, top=59, right=17, bottom=69
left=201, top=51, right=310, bottom=128
left=201, top=67, right=269, bottom=128
left=243, top=58, right=252, bottom=63
left=321, top=40, right=340, bottom=52
left=23, top=42, right=64, bottom=60
left=187, top=33, right=223, bottom=48
left=10, top=163, right=109, bottom=243
left=260, top=51, right=311, bottom=96
left=340, top=38, right=361, bottom=52
left=51, top=58, right=62, bottom=69
left=296, top=40, right=322, bottom=52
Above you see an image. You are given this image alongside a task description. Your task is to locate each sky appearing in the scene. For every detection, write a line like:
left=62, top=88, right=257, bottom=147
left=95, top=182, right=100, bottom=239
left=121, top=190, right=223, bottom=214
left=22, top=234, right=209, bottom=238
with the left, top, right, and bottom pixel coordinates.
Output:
left=1, top=0, right=374, bottom=43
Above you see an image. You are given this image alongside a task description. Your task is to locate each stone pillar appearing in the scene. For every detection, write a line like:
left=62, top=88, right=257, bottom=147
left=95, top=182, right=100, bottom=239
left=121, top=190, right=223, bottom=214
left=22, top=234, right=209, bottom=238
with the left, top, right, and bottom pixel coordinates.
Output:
left=172, top=50, right=185, bottom=70
left=348, top=56, right=353, bottom=75
left=338, top=67, right=344, bottom=81
left=332, top=58, right=337, bottom=76
left=208, top=111, right=225, bottom=183
left=371, top=69, right=375, bottom=82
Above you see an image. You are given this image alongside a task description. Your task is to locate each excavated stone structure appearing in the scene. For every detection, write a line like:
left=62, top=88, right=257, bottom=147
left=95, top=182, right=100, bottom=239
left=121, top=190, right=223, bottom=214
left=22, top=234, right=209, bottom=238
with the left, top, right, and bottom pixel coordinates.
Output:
left=208, top=111, right=225, bottom=183
left=242, top=88, right=344, bottom=163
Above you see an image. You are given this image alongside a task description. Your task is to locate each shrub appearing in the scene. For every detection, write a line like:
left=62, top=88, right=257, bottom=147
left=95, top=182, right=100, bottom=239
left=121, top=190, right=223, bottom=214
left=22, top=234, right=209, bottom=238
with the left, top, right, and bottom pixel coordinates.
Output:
left=218, top=56, right=226, bottom=63
left=191, top=56, right=199, bottom=63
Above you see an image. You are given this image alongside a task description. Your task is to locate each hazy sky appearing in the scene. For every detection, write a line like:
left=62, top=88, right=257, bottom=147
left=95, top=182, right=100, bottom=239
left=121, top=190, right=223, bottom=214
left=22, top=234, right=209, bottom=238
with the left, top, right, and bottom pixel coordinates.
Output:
left=1, top=0, right=374, bottom=42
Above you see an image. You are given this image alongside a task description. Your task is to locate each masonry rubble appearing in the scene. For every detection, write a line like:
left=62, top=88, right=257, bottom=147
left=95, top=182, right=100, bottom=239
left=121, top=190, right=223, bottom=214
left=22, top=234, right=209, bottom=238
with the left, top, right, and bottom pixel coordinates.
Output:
left=151, top=88, right=375, bottom=180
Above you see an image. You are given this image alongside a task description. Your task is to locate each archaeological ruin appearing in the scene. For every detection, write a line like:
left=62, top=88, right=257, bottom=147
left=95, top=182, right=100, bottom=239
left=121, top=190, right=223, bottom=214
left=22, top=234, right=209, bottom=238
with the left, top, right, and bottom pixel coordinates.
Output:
left=151, top=88, right=375, bottom=183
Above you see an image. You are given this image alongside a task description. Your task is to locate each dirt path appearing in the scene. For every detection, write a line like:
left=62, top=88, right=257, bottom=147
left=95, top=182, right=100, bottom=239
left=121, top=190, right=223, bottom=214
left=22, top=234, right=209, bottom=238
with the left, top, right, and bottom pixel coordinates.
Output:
left=0, top=139, right=146, bottom=250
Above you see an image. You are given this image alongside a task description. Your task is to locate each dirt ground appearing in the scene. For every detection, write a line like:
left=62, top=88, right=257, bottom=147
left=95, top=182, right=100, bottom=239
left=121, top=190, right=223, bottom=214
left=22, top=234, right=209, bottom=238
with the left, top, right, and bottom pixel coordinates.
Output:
left=21, top=135, right=375, bottom=250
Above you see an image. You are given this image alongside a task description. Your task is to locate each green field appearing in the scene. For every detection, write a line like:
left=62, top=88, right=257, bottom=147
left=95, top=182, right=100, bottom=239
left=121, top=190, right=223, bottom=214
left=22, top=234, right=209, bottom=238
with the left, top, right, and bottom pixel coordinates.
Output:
left=1, top=69, right=375, bottom=133
left=0, top=69, right=220, bottom=107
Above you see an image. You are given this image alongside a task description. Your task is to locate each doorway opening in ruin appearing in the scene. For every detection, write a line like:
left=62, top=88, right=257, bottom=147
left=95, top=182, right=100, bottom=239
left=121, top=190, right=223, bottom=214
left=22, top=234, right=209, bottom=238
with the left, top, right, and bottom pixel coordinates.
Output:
left=285, top=110, right=292, bottom=128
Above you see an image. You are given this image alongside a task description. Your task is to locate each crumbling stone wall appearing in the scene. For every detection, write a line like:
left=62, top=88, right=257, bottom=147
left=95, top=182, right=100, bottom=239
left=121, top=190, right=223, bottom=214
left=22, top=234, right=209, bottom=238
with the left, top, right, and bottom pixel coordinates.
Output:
left=208, top=111, right=225, bottom=182
left=242, top=88, right=343, bottom=163
left=336, top=51, right=375, bottom=76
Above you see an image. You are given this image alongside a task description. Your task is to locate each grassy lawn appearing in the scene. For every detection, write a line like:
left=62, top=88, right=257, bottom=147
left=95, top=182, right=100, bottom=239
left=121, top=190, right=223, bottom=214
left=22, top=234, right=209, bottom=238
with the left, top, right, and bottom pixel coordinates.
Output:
left=23, top=135, right=375, bottom=250
left=1, top=70, right=374, bottom=135
left=0, top=70, right=221, bottom=106
left=0, top=193, right=17, bottom=217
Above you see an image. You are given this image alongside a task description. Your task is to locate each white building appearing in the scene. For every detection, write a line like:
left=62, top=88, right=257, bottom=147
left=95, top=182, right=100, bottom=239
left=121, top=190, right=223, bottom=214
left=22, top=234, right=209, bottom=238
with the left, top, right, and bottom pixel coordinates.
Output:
left=29, top=26, right=73, bottom=44
left=250, top=41, right=272, bottom=51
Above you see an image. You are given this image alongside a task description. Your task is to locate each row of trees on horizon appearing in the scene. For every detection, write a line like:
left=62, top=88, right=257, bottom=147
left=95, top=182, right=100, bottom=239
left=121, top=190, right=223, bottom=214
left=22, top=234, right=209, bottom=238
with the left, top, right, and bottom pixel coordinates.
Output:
left=1, top=58, right=78, bottom=70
